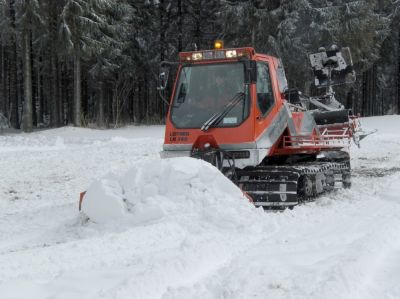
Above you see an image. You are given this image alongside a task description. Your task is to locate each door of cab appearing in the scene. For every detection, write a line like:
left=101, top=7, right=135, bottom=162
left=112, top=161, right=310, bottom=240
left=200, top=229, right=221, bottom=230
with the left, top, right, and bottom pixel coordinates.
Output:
left=254, top=59, right=279, bottom=139
left=253, top=57, right=290, bottom=152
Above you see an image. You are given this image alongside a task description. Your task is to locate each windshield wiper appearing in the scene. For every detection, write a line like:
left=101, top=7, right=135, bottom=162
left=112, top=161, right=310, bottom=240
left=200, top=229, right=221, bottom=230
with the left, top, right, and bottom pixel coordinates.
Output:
left=201, top=92, right=245, bottom=132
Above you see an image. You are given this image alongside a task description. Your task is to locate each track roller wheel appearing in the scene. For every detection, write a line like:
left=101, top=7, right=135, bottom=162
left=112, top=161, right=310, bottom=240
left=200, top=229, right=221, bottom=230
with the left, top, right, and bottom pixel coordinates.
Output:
left=298, top=175, right=315, bottom=201
left=342, top=172, right=351, bottom=189
left=325, top=172, right=335, bottom=191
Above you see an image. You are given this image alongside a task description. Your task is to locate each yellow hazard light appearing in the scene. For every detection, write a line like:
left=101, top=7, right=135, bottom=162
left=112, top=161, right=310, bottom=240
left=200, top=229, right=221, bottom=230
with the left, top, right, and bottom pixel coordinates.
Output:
left=214, top=40, right=224, bottom=49
left=192, top=52, right=203, bottom=60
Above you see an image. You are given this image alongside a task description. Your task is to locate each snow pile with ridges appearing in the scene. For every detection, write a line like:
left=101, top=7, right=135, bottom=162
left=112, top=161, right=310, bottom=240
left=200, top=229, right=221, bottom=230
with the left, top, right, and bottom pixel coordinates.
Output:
left=76, top=157, right=273, bottom=298
left=81, top=157, right=260, bottom=225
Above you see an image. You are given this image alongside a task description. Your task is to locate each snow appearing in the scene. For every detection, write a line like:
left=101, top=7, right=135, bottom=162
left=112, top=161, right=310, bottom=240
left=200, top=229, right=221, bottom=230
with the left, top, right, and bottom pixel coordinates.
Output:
left=82, top=176, right=128, bottom=223
left=82, top=157, right=258, bottom=225
left=1, top=116, right=400, bottom=299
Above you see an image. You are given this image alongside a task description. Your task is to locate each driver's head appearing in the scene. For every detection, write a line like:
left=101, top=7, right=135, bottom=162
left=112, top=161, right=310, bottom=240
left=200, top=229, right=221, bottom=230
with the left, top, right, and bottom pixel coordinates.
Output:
left=215, top=70, right=226, bottom=87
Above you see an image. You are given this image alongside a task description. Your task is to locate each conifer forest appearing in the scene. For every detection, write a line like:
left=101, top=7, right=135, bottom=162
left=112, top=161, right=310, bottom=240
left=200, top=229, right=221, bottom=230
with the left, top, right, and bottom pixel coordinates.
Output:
left=0, top=0, right=399, bottom=132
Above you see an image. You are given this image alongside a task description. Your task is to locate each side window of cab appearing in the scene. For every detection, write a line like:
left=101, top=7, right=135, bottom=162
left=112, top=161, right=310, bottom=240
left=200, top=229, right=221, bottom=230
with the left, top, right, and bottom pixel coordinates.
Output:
left=256, top=62, right=275, bottom=115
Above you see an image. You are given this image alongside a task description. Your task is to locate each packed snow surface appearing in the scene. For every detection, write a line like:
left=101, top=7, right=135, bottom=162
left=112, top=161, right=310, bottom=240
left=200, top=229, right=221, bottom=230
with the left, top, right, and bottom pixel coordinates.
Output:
left=1, top=116, right=400, bottom=299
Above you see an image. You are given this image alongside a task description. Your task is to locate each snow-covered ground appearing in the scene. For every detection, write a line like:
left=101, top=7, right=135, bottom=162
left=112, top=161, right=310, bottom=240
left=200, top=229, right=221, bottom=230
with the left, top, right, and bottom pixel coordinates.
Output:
left=1, top=116, right=400, bottom=299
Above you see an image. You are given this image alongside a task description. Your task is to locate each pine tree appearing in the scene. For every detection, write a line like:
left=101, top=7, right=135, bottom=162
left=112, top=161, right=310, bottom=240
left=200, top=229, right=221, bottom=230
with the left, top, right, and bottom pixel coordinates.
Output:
left=59, top=0, right=109, bottom=126
left=17, top=0, right=43, bottom=132
left=1, top=0, right=20, bottom=128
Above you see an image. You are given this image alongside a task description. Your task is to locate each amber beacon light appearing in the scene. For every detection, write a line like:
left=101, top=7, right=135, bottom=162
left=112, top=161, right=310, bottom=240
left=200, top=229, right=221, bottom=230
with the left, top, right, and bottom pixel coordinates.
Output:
left=214, top=40, right=224, bottom=49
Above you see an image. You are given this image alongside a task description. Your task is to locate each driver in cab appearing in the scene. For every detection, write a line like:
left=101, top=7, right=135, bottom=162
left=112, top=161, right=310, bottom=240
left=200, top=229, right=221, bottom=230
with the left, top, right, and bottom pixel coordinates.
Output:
left=195, top=70, right=229, bottom=113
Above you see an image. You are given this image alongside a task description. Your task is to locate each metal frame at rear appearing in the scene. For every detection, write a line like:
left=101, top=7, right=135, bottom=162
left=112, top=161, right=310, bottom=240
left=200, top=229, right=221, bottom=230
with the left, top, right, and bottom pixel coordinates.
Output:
left=282, top=127, right=351, bottom=150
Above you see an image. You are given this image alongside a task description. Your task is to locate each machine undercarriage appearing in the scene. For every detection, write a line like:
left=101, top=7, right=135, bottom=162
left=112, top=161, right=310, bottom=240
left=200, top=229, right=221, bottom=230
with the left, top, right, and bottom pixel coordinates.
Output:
left=236, top=160, right=351, bottom=209
left=191, top=146, right=351, bottom=209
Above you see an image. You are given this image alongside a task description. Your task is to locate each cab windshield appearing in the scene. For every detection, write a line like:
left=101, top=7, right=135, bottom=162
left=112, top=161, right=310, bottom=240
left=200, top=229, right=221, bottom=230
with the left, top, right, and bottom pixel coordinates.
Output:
left=170, top=62, right=249, bottom=128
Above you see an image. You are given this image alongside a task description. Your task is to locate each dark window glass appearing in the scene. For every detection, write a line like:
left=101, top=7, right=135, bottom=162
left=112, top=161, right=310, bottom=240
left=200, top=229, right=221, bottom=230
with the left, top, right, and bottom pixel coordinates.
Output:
left=256, top=63, right=275, bottom=115
left=170, top=63, right=249, bottom=128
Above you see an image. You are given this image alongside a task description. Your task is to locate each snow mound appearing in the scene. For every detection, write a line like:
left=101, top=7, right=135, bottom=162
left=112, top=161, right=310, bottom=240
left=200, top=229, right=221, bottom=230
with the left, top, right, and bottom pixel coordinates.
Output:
left=77, top=157, right=268, bottom=298
left=81, top=157, right=258, bottom=225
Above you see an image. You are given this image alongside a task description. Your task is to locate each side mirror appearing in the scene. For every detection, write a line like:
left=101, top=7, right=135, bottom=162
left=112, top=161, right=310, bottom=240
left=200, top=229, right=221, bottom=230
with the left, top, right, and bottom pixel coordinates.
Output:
left=244, top=60, right=257, bottom=84
left=157, top=61, right=179, bottom=106
left=157, top=67, right=170, bottom=91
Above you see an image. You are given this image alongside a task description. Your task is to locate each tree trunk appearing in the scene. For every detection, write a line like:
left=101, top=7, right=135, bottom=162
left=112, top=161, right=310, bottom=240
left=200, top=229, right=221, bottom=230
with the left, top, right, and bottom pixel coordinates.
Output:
left=361, top=71, right=367, bottom=116
left=73, top=52, right=81, bottom=126
left=9, top=0, right=19, bottom=128
left=251, top=18, right=256, bottom=46
left=98, top=81, right=105, bottom=126
left=22, top=30, right=33, bottom=132
left=371, top=64, right=376, bottom=115
left=159, top=0, right=165, bottom=61
left=178, top=0, right=183, bottom=52
left=51, top=53, right=60, bottom=126
left=398, top=27, right=400, bottom=114
left=66, top=61, right=73, bottom=124
left=58, top=61, right=63, bottom=124
left=36, top=55, right=43, bottom=125
left=193, top=1, right=201, bottom=49
left=0, top=46, right=6, bottom=115
left=30, top=31, right=37, bottom=127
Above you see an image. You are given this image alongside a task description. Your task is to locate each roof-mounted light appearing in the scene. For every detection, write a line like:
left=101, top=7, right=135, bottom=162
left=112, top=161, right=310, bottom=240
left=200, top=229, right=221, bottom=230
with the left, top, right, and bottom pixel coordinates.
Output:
left=214, top=50, right=225, bottom=59
left=203, top=51, right=213, bottom=60
left=178, top=47, right=255, bottom=62
left=192, top=52, right=203, bottom=61
left=214, top=40, right=224, bottom=49
left=226, top=50, right=237, bottom=58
